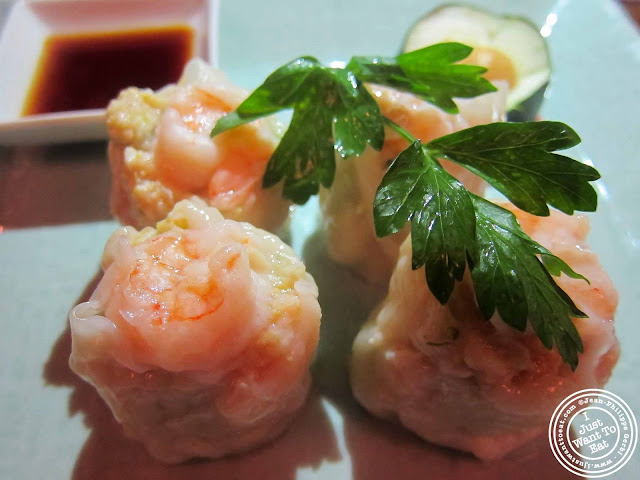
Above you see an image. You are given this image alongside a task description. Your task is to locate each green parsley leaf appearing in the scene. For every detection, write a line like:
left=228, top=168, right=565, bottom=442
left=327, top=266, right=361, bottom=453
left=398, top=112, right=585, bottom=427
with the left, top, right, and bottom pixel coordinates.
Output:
left=346, top=43, right=496, bottom=114
left=470, top=195, right=585, bottom=370
left=374, top=140, right=477, bottom=303
left=427, top=121, right=600, bottom=215
left=212, top=57, right=384, bottom=203
left=541, top=255, right=588, bottom=283
left=332, top=68, right=385, bottom=157
left=210, top=46, right=601, bottom=369
left=210, top=57, right=320, bottom=136
left=263, top=70, right=336, bottom=204
left=374, top=119, right=593, bottom=368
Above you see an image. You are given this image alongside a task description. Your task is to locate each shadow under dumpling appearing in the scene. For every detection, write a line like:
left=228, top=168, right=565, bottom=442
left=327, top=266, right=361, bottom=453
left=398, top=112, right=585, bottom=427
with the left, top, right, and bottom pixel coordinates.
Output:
left=44, top=270, right=341, bottom=480
left=302, top=228, right=383, bottom=404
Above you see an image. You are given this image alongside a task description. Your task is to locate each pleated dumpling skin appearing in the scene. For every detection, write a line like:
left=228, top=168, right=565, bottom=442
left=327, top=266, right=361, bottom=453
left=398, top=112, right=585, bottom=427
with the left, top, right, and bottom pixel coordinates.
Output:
left=320, top=84, right=507, bottom=285
left=350, top=205, right=619, bottom=460
left=107, top=59, right=290, bottom=233
left=69, top=199, right=321, bottom=463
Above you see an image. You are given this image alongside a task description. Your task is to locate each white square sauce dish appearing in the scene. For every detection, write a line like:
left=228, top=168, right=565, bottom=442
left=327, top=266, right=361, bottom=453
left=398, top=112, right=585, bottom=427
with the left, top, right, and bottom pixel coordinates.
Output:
left=0, top=0, right=218, bottom=146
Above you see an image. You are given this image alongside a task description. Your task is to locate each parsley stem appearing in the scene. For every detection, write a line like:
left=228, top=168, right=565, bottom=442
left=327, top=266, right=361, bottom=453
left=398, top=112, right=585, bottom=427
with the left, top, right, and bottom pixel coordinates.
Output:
left=383, top=117, right=416, bottom=144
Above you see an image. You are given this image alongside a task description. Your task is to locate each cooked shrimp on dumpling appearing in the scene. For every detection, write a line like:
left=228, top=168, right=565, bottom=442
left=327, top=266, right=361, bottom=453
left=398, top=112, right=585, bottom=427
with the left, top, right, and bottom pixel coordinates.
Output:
left=69, top=198, right=320, bottom=463
left=350, top=204, right=619, bottom=460
left=107, top=59, right=290, bottom=232
left=320, top=84, right=507, bottom=285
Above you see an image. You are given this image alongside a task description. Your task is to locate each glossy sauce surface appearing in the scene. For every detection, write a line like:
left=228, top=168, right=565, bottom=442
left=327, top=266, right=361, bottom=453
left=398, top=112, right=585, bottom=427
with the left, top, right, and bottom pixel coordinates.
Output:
left=22, top=26, right=193, bottom=115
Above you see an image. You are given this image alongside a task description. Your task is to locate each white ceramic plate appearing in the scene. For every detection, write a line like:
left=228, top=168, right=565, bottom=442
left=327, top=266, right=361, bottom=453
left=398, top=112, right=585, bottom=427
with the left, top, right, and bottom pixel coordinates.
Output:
left=0, top=0, right=638, bottom=478
left=0, top=0, right=218, bottom=146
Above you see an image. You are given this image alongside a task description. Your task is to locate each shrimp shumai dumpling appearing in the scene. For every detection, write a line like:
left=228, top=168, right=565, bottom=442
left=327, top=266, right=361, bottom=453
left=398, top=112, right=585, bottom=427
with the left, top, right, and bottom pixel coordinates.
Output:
left=320, top=84, right=507, bottom=285
left=69, top=199, right=320, bottom=463
left=107, top=59, right=289, bottom=232
left=350, top=205, right=619, bottom=460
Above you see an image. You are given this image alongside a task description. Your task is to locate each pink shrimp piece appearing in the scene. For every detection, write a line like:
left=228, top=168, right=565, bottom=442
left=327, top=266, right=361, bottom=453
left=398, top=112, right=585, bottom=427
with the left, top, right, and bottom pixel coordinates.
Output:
left=106, top=59, right=290, bottom=233
left=350, top=204, right=619, bottom=460
left=69, top=199, right=321, bottom=463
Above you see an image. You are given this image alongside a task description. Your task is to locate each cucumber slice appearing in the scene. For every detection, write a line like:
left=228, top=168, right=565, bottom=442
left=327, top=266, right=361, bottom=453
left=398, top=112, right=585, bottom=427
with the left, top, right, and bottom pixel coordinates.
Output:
left=403, top=5, right=551, bottom=120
